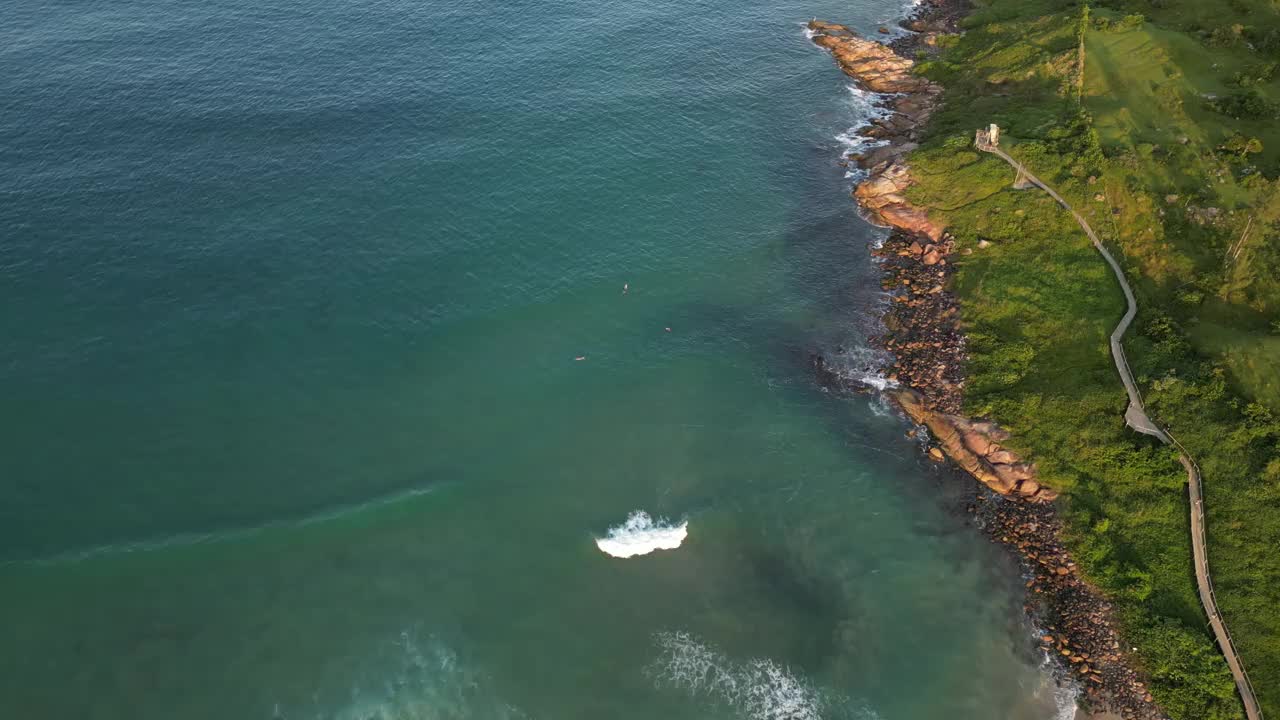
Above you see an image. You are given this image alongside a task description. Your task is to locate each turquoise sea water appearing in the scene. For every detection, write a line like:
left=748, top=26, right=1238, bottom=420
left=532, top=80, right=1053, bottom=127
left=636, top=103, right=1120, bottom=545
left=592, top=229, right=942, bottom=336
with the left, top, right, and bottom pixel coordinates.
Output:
left=2, top=0, right=1072, bottom=717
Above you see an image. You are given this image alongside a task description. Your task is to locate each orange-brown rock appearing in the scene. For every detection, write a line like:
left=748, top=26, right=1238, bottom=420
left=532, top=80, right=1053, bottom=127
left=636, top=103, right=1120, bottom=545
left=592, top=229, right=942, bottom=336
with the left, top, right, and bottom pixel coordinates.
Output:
left=892, top=389, right=1057, bottom=501
left=853, top=163, right=946, bottom=241
left=807, top=21, right=940, bottom=94
left=808, top=21, right=948, bottom=243
left=987, top=449, right=1019, bottom=465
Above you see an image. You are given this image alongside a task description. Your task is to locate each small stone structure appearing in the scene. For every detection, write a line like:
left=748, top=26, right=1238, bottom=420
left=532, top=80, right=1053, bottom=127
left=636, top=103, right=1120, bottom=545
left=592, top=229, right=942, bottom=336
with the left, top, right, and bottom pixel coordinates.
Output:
left=974, top=123, right=1000, bottom=149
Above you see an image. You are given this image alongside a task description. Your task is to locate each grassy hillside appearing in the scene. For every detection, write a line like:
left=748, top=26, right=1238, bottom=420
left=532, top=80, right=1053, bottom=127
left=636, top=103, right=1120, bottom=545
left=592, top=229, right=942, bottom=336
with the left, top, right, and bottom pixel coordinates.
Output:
left=904, top=1, right=1280, bottom=718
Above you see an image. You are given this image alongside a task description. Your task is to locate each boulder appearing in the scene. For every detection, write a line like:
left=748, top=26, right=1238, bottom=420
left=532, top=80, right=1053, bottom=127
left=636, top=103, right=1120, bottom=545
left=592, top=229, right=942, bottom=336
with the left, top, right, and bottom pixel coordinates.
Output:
left=1017, top=479, right=1042, bottom=496
left=874, top=202, right=946, bottom=242
left=987, top=449, right=1018, bottom=465
left=961, top=431, right=995, bottom=456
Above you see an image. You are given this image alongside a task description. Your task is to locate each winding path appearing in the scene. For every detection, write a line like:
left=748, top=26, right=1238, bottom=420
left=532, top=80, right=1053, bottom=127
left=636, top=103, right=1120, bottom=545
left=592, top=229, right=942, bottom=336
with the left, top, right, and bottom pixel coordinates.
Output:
left=976, top=134, right=1264, bottom=720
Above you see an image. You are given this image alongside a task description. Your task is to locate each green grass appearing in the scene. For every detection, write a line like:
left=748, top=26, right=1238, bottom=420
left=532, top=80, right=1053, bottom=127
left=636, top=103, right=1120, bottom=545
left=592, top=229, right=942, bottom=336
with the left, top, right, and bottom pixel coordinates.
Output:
left=1189, top=321, right=1280, bottom=409
left=1075, top=8, right=1280, bottom=423
left=909, top=142, right=1244, bottom=720
left=901, top=1, right=1280, bottom=717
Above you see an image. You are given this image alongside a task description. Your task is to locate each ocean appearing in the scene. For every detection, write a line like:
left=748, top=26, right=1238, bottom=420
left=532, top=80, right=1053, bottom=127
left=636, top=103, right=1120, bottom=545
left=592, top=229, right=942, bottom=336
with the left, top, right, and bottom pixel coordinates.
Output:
left=1, top=0, right=1072, bottom=717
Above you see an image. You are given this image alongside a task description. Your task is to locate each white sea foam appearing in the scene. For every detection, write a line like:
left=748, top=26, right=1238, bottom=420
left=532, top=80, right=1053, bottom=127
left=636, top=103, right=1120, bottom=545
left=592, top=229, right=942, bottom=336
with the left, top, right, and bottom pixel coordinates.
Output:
left=828, top=345, right=898, bottom=394
left=649, top=632, right=880, bottom=720
left=650, top=631, right=823, bottom=720
left=846, top=85, right=891, bottom=123
left=286, top=629, right=528, bottom=720
left=1033, top=629, right=1083, bottom=720
left=867, top=395, right=894, bottom=418
left=595, top=511, right=687, bottom=558
left=1053, top=683, right=1082, bottom=720
left=852, top=371, right=897, bottom=392
left=835, top=85, right=893, bottom=161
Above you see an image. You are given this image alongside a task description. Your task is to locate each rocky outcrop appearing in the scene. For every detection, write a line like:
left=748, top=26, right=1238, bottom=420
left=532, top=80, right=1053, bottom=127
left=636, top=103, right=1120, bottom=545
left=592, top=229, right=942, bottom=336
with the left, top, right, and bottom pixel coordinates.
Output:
left=895, top=389, right=1057, bottom=501
left=871, top=226, right=1056, bottom=501
left=808, top=21, right=937, bottom=93
left=808, top=21, right=947, bottom=243
left=854, top=163, right=945, bottom=241
left=809, top=18, right=1048, bottom=504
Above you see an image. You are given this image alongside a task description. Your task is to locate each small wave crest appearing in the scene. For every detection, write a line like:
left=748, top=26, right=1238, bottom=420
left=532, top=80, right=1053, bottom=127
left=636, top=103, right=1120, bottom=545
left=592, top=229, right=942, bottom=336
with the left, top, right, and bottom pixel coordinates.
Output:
left=827, top=345, right=897, bottom=394
left=650, top=631, right=824, bottom=720
left=852, top=371, right=897, bottom=392
left=1032, top=627, right=1083, bottom=720
left=836, top=85, right=892, bottom=162
left=649, top=632, right=880, bottom=720
left=595, top=511, right=687, bottom=559
left=867, top=394, right=895, bottom=418
left=1053, top=684, right=1081, bottom=720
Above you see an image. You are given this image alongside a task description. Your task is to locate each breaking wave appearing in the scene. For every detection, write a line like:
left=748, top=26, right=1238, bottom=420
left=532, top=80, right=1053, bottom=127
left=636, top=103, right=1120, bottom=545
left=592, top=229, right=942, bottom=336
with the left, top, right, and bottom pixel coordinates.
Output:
left=826, top=344, right=898, bottom=394
left=1053, top=685, right=1081, bottom=720
left=1034, top=636, right=1083, bottom=720
left=648, top=632, right=880, bottom=720
left=650, top=632, right=823, bottom=720
left=595, top=511, right=687, bottom=558
left=850, top=370, right=897, bottom=392
left=836, top=85, right=893, bottom=163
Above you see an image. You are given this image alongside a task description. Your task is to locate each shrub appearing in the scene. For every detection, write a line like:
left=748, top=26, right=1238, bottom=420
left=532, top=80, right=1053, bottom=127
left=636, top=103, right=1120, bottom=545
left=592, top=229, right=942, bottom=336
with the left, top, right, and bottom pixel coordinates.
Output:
left=1210, top=90, right=1279, bottom=120
left=1120, top=14, right=1145, bottom=29
left=1208, top=23, right=1246, bottom=48
left=1220, top=133, right=1264, bottom=158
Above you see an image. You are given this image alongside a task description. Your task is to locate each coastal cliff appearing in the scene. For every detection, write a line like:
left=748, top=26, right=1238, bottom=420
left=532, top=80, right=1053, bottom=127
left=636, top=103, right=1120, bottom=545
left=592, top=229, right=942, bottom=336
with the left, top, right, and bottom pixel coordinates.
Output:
left=809, top=11, right=1166, bottom=720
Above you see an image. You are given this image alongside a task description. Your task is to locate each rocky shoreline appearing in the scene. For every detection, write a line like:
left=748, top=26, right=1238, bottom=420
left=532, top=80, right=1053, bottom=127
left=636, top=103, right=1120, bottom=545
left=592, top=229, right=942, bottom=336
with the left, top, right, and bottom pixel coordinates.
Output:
left=808, top=6, right=1166, bottom=719
left=976, top=494, right=1164, bottom=720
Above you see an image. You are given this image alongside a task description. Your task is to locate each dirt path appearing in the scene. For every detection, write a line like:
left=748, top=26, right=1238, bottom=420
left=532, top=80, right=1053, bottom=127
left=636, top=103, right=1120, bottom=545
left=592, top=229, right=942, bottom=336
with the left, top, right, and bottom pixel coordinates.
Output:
left=976, top=135, right=1264, bottom=720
